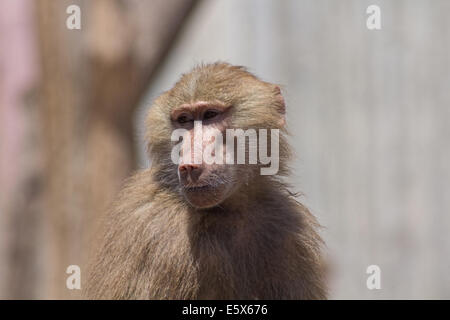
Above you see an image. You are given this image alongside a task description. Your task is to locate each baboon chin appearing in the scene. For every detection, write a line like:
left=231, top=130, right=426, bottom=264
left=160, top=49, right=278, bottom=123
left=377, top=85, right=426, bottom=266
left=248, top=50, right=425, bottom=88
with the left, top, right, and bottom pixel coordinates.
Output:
left=86, top=62, right=327, bottom=300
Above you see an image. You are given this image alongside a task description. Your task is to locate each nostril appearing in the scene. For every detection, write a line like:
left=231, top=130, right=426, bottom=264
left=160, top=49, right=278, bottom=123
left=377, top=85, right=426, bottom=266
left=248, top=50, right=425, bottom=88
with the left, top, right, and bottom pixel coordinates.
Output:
left=178, top=164, right=202, bottom=182
left=189, top=165, right=202, bottom=182
left=179, top=164, right=196, bottom=173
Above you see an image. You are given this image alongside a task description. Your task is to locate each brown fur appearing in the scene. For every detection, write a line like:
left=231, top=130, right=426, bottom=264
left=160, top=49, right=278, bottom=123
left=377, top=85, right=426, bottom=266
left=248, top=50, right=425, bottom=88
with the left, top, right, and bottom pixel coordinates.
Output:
left=86, top=62, right=327, bottom=299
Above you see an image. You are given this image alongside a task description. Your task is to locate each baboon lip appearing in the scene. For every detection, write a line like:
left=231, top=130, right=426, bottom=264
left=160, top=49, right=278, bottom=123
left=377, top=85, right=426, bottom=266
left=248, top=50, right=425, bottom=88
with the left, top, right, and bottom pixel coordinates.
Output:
left=184, top=184, right=215, bottom=192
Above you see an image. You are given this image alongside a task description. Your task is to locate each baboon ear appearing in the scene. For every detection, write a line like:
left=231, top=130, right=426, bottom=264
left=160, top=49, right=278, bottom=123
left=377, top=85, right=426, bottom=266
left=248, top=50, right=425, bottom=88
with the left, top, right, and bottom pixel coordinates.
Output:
left=274, top=86, right=286, bottom=127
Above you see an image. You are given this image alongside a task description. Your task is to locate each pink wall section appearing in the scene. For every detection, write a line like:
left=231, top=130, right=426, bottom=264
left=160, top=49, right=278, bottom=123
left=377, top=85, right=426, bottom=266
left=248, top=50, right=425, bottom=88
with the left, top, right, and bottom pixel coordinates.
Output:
left=0, top=0, right=38, bottom=296
left=0, top=0, right=37, bottom=197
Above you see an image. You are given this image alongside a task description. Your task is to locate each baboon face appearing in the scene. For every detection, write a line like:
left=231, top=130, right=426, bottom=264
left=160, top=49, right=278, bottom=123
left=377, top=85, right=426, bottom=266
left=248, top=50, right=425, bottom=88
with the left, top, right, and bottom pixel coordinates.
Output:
left=172, top=101, right=241, bottom=209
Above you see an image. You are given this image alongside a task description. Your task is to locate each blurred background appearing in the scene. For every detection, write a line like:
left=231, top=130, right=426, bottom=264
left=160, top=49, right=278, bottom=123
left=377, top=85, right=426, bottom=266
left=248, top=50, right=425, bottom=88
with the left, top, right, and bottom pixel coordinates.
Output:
left=0, top=0, right=449, bottom=299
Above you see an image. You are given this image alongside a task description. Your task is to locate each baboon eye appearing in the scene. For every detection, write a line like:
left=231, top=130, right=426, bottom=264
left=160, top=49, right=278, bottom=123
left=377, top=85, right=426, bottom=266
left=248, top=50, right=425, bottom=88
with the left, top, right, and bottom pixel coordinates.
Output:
left=203, top=110, right=219, bottom=120
left=177, top=114, right=191, bottom=124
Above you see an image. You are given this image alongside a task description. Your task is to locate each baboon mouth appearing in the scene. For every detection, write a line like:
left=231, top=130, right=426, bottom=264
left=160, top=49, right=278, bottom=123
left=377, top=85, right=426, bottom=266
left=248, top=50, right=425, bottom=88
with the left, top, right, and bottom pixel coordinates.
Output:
left=184, top=185, right=214, bottom=192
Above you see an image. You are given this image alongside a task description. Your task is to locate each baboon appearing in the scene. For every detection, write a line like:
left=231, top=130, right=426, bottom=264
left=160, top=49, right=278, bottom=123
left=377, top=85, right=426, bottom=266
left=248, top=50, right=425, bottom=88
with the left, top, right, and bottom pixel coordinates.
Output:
left=86, top=62, right=327, bottom=299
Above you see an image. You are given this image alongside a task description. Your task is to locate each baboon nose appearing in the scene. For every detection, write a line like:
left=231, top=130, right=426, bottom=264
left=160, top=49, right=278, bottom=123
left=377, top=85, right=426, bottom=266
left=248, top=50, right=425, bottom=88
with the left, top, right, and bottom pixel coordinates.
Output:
left=178, top=164, right=202, bottom=182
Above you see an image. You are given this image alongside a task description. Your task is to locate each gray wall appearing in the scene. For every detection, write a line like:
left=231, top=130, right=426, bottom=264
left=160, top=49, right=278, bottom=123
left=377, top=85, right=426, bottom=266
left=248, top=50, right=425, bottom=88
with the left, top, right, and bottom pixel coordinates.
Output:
left=136, top=0, right=450, bottom=299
